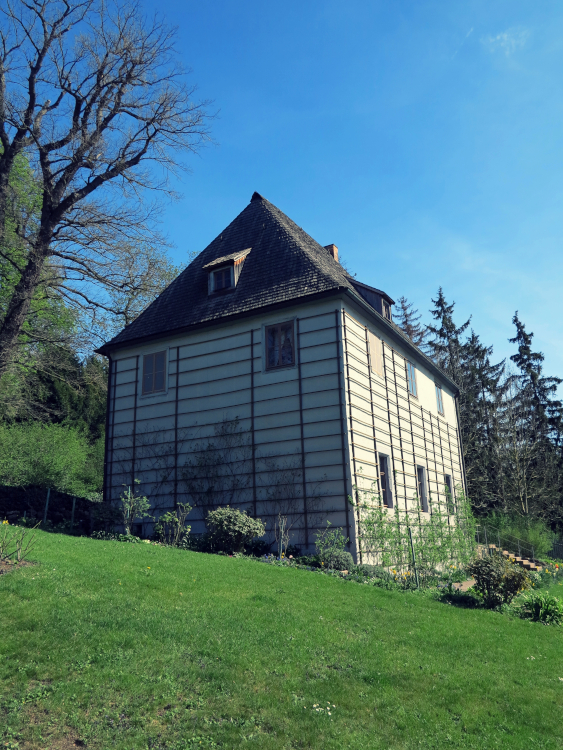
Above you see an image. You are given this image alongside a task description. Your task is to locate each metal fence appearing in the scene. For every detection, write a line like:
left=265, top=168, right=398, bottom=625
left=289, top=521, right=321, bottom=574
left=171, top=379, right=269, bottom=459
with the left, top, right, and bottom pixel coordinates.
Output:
left=476, top=524, right=563, bottom=563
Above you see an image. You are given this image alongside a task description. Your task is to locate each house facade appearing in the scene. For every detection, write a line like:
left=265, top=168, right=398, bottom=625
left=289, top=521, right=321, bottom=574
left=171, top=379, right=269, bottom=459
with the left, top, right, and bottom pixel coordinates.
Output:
left=99, top=193, right=465, bottom=558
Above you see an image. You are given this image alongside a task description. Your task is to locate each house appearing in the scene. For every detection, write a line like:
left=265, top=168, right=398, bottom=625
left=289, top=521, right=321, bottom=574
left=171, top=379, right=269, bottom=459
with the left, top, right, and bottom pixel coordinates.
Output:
left=98, top=192, right=465, bottom=558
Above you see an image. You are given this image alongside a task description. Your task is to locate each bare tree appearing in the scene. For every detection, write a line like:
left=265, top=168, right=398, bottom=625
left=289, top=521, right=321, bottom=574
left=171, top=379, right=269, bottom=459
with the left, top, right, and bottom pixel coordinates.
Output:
left=0, top=0, right=211, bottom=375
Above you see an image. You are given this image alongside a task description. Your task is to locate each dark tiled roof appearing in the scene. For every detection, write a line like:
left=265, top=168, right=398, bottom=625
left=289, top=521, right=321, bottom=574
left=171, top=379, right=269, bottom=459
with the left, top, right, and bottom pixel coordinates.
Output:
left=202, top=247, right=251, bottom=269
left=100, top=192, right=357, bottom=351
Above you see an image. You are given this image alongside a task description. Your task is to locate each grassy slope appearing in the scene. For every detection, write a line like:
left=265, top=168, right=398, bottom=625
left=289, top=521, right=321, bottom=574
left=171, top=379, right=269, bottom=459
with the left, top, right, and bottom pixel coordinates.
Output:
left=1, top=531, right=562, bottom=750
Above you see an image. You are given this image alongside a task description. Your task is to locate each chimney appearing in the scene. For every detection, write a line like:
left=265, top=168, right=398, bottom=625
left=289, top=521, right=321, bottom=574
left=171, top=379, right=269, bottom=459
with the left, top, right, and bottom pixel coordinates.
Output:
left=324, top=244, right=338, bottom=263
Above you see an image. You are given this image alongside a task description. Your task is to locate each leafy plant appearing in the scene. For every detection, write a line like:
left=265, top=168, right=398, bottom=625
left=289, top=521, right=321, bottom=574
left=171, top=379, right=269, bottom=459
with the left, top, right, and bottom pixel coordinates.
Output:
left=315, top=522, right=351, bottom=569
left=483, top=512, right=554, bottom=558
left=516, top=591, right=563, bottom=625
left=351, top=482, right=476, bottom=585
left=205, top=506, right=266, bottom=554
left=154, top=503, right=192, bottom=546
left=118, top=481, right=152, bottom=536
left=467, top=554, right=530, bottom=608
left=90, top=531, right=143, bottom=543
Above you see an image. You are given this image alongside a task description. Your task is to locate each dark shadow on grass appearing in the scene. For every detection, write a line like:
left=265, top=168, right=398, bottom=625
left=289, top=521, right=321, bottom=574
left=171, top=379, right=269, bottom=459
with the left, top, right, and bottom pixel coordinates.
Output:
left=435, top=590, right=482, bottom=609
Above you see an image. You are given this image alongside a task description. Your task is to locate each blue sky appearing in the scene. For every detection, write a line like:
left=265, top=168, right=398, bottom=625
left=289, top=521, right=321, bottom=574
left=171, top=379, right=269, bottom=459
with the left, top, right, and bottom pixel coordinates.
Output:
left=142, top=0, right=563, bottom=385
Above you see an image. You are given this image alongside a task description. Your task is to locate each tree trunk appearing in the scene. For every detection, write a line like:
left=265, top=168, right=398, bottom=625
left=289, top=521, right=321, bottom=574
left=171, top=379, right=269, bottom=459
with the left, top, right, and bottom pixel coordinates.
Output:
left=0, top=240, right=49, bottom=378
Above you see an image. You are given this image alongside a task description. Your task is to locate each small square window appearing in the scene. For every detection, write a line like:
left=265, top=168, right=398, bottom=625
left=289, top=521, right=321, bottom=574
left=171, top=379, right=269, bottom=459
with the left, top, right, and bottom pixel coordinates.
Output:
left=406, top=361, right=417, bottom=397
left=435, top=384, right=444, bottom=415
left=143, top=351, right=166, bottom=395
left=266, top=321, right=295, bottom=369
left=212, top=267, right=233, bottom=292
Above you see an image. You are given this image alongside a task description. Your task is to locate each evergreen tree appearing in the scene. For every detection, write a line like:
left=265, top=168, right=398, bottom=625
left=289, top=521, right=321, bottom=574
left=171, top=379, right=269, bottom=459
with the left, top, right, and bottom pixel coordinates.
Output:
left=426, top=288, right=471, bottom=387
left=395, top=296, right=429, bottom=349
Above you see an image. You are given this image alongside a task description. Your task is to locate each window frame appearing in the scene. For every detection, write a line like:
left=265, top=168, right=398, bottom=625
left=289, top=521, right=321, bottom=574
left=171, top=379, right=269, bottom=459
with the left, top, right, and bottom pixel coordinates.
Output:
left=264, top=319, right=296, bottom=371
left=378, top=453, right=393, bottom=508
left=382, top=300, right=391, bottom=320
left=416, top=465, right=429, bottom=512
left=444, top=474, right=455, bottom=514
left=435, top=383, right=445, bottom=415
left=209, top=265, right=234, bottom=294
left=406, top=361, right=418, bottom=398
left=141, top=350, right=168, bottom=396
left=367, top=329, right=384, bottom=378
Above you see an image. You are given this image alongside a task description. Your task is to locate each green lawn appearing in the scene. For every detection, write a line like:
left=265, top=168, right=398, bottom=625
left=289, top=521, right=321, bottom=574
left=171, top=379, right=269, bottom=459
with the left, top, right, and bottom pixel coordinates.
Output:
left=1, top=531, right=562, bottom=750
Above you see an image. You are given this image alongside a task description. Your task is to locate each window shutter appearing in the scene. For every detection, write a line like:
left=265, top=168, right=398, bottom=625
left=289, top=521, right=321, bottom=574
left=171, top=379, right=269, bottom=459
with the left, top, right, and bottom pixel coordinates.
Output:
left=367, top=330, right=384, bottom=377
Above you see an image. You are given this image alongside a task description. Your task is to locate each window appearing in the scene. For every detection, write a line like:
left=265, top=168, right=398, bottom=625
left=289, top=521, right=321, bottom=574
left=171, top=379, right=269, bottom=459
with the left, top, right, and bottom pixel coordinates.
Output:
left=367, top=330, right=384, bottom=377
left=142, top=351, right=166, bottom=395
left=266, top=321, right=295, bottom=369
left=435, top=384, right=444, bottom=415
left=406, top=361, right=417, bottom=397
left=382, top=300, right=391, bottom=320
left=444, top=474, right=454, bottom=513
left=416, top=465, right=428, bottom=512
left=378, top=454, right=393, bottom=508
left=212, top=266, right=233, bottom=292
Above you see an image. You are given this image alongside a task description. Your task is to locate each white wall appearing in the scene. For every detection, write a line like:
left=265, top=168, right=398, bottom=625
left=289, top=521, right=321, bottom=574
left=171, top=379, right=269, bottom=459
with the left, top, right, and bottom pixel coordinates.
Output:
left=105, top=298, right=353, bottom=553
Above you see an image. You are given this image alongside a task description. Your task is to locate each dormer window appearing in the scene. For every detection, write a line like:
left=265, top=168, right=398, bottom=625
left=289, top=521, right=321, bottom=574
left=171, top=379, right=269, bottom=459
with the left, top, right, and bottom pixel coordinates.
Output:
left=203, top=248, right=251, bottom=295
left=212, top=266, right=233, bottom=292
left=382, top=300, right=391, bottom=320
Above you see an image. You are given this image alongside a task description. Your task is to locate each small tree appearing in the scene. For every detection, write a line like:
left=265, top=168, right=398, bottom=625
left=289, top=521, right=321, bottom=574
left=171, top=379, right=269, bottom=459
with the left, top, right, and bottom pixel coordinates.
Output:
left=154, top=503, right=192, bottom=546
left=119, top=481, right=152, bottom=536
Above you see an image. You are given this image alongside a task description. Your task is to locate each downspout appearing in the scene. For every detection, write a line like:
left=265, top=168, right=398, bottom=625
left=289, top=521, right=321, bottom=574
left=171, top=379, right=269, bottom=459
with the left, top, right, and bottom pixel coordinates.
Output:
left=454, top=393, right=469, bottom=498
left=102, top=354, right=113, bottom=504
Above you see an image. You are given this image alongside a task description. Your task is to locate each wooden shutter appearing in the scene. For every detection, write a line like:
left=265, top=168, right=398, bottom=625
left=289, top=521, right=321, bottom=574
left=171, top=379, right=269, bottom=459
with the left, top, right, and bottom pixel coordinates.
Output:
left=367, top=330, right=384, bottom=377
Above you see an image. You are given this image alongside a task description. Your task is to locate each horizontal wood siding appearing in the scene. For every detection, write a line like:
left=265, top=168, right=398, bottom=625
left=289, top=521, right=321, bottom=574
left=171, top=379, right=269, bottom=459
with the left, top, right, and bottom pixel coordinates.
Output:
left=341, top=308, right=464, bottom=526
left=105, top=301, right=350, bottom=550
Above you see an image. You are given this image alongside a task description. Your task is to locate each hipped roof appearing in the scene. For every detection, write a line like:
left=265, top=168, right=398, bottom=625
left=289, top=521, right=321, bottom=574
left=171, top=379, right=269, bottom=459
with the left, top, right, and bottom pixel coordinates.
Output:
left=100, top=192, right=356, bottom=351
left=98, top=192, right=458, bottom=394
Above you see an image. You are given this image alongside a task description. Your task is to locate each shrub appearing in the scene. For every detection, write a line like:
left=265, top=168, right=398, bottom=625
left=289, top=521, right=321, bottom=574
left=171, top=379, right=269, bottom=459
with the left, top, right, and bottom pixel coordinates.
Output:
left=91, top=531, right=143, bottom=543
left=154, top=503, right=192, bottom=546
left=484, top=513, right=554, bottom=558
left=118, top=481, right=152, bottom=536
left=206, top=506, right=266, bottom=554
left=516, top=591, right=563, bottom=626
left=315, top=522, right=350, bottom=569
left=327, top=550, right=355, bottom=571
left=0, top=422, right=102, bottom=496
left=467, top=554, right=530, bottom=608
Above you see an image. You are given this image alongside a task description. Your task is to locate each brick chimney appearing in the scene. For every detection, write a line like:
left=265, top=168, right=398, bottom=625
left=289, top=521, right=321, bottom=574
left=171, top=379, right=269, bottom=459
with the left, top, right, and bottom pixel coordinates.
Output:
left=324, top=244, right=338, bottom=263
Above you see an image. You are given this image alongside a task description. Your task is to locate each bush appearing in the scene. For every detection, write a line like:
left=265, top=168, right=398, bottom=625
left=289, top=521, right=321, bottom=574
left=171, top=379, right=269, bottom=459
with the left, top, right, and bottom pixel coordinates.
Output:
left=0, top=422, right=102, bottom=496
left=484, top=513, right=554, bottom=558
left=206, top=506, right=266, bottom=554
left=326, top=550, right=354, bottom=571
left=516, top=591, right=563, bottom=625
left=90, top=531, right=143, bottom=543
left=467, top=554, right=530, bottom=608
left=315, top=522, right=350, bottom=569
left=154, top=503, right=192, bottom=546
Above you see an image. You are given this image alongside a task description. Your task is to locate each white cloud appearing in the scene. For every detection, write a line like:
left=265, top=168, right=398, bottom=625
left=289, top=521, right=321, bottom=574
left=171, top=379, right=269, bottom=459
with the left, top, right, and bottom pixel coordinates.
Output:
left=482, top=27, right=530, bottom=56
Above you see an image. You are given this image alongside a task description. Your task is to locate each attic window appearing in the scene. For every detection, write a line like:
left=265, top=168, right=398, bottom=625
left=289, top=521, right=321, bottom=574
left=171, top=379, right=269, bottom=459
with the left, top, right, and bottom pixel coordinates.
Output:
left=382, top=300, right=391, bottom=320
left=203, top=248, right=251, bottom=295
left=212, top=266, right=233, bottom=292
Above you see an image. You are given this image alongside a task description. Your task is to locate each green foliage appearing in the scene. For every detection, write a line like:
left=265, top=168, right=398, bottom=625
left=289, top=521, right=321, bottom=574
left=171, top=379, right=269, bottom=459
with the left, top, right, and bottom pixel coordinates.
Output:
left=315, top=522, right=350, bottom=569
left=205, top=506, right=266, bottom=554
left=90, top=531, right=144, bottom=544
left=516, top=590, right=563, bottom=625
left=353, top=484, right=476, bottom=585
left=0, top=422, right=102, bottom=496
left=484, top=513, right=554, bottom=558
left=467, top=554, right=531, bottom=608
left=118, top=482, right=152, bottom=536
left=154, top=503, right=192, bottom=546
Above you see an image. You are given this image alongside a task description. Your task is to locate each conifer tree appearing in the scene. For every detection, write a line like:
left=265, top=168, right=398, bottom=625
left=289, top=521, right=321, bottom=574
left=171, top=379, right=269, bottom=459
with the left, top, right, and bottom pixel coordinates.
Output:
left=426, top=288, right=471, bottom=387
left=395, top=296, right=429, bottom=349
